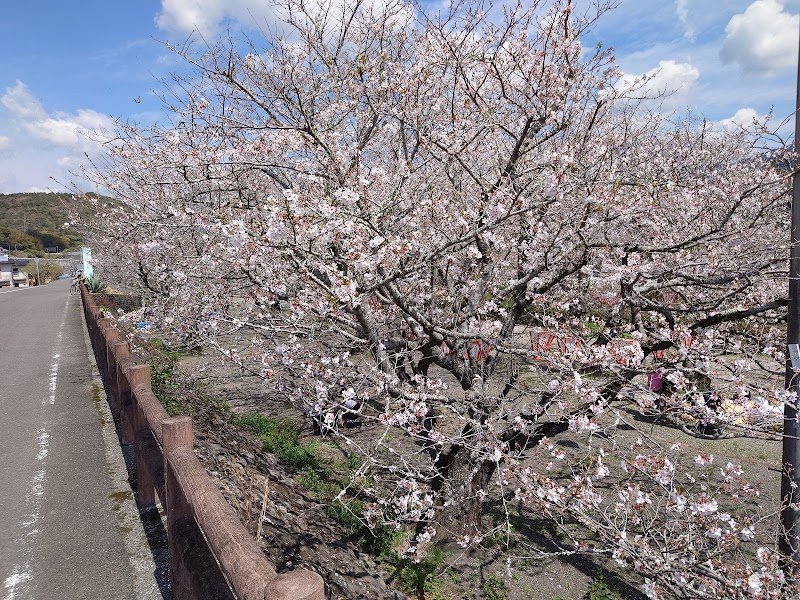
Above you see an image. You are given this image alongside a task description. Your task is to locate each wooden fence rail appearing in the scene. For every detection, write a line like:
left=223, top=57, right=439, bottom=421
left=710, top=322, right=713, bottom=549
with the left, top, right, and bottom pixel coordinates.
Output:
left=79, top=284, right=324, bottom=600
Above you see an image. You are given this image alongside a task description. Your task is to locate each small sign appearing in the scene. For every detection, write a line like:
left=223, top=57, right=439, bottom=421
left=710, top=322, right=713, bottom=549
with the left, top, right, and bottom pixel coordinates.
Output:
left=81, top=246, right=94, bottom=278
left=789, top=344, right=800, bottom=370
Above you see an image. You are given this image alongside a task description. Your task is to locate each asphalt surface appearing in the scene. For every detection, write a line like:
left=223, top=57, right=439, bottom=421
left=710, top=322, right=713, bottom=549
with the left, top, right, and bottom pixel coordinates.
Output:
left=0, top=279, right=165, bottom=600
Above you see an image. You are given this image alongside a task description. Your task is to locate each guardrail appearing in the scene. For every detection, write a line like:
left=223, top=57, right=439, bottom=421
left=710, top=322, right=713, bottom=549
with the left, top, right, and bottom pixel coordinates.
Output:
left=79, top=284, right=324, bottom=600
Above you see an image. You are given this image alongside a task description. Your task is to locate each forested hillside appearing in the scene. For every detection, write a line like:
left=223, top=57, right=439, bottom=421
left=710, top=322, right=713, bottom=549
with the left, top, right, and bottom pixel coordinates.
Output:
left=0, top=192, right=115, bottom=254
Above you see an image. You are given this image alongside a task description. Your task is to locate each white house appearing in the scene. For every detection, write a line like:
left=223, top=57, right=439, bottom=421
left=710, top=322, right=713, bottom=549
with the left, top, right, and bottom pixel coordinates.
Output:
left=0, top=249, right=30, bottom=287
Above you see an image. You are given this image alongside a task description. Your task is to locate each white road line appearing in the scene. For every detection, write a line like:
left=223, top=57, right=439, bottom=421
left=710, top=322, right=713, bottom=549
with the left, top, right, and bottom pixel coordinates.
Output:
left=35, top=429, right=49, bottom=462
left=3, top=297, right=69, bottom=600
left=43, top=303, right=67, bottom=407
left=2, top=570, right=31, bottom=600
left=0, top=287, right=34, bottom=295
left=46, top=354, right=60, bottom=407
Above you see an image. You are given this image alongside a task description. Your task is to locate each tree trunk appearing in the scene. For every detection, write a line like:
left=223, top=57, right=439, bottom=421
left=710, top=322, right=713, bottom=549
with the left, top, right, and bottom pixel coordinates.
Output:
left=432, top=444, right=497, bottom=540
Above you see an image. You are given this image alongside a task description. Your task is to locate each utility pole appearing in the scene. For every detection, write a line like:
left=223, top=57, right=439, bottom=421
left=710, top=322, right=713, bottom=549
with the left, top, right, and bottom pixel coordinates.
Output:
left=780, top=20, right=800, bottom=580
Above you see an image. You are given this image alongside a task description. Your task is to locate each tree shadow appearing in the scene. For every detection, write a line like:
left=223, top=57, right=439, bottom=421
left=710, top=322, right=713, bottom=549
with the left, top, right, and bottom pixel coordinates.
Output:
left=481, top=499, right=647, bottom=599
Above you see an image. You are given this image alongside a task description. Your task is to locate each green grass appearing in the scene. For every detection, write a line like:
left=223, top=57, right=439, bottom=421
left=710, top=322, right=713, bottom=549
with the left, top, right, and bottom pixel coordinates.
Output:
left=148, top=361, right=192, bottom=416
left=146, top=339, right=193, bottom=416
left=387, top=545, right=448, bottom=600
left=235, top=413, right=321, bottom=471
left=482, top=573, right=510, bottom=600
left=147, top=337, right=193, bottom=361
left=483, top=525, right=516, bottom=549
left=324, top=499, right=365, bottom=530
left=584, top=320, right=604, bottom=336
left=235, top=411, right=403, bottom=557
left=586, top=569, right=622, bottom=600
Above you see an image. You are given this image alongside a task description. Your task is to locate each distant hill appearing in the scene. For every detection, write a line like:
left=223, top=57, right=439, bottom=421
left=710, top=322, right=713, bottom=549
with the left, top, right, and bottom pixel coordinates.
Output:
left=0, top=192, right=117, bottom=255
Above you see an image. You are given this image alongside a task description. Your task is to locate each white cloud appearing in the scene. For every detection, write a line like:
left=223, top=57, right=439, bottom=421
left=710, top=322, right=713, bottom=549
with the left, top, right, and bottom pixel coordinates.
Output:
left=721, top=0, right=799, bottom=77
left=155, top=0, right=414, bottom=38
left=715, top=107, right=763, bottom=131
left=675, top=0, right=695, bottom=40
left=617, top=60, right=700, bottom=109
left=0, top=81, right=115, bottom=193
left=156, top=0, right=241, bottom=37
left=155, top=0, right=324, bottom=37
left=1, top=82, right=47, bottom=122
left=1, top=81, right=114, bottom=149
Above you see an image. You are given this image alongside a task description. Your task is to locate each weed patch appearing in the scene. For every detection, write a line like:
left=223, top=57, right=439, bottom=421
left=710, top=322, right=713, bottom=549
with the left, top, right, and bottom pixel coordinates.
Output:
left=235, top=413, right=321, bottom=471
left=586, top=569, right=622, bottom=600
left=146, top=340, right=193, bottom=416
left=482, top=573, right=509, bottom=600
left=235, top=412, right=401, bottom=557
left=387, top=545, right=448, bottom=600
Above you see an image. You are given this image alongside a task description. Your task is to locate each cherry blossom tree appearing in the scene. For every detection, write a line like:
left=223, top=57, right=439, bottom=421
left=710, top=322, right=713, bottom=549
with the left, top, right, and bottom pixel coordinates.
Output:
left=80, top=0, right=795, bottom=596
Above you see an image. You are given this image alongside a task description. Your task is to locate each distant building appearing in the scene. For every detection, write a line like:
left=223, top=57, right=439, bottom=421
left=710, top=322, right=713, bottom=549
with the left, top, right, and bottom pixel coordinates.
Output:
left=0, top=249, right=30, bottom=287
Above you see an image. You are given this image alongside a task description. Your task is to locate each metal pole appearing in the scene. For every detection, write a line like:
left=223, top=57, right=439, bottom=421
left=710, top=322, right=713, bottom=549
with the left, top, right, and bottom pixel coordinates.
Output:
left=780, top=19, right=800, bottom=579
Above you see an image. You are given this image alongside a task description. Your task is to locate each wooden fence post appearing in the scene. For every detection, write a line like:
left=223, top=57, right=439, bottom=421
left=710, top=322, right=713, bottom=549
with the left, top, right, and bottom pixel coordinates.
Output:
left=163, top=416, right=195, bottom=600
left=128, top=364, right=157, bottom=509
left=113, top=341, right=131, bottom=417
left=96, top=317, right=111, bottom=373
left=78, top=289, right=325, bottom=599
left=125, top=364, right=149, bottom=445
left=104, top=330, right=121, bottom=410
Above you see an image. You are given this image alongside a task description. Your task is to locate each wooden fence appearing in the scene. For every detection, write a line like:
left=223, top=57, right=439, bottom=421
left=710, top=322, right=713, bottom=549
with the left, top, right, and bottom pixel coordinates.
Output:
left=80, top=284, right=324, bottom=600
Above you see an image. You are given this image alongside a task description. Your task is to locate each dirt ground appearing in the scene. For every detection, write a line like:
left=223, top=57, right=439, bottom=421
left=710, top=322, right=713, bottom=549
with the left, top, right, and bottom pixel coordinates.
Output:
left=169, top=342, right=784, bottom=600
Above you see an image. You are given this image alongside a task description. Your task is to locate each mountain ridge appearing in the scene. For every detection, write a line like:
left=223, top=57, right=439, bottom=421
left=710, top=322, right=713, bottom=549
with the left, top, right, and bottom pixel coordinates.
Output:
left=0, top=191, right=116, bottom=255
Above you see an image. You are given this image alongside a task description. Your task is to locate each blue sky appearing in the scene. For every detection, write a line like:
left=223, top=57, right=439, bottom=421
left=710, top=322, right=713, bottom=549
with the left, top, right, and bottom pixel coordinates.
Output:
left=0, top=0, right=798, bottom=193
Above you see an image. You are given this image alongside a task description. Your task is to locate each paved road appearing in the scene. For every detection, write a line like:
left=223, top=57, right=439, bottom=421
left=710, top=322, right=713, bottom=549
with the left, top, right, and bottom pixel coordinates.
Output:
left=0, top=280, right=163, bottom=600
